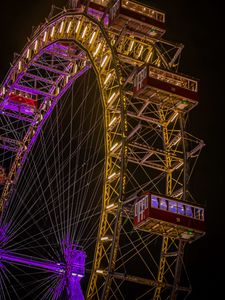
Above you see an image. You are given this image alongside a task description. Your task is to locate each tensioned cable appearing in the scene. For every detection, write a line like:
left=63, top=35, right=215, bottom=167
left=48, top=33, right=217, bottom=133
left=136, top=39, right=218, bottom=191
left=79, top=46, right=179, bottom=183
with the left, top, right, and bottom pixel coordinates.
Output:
left=5, top=152, right=104, bottom=250
left=5, top=206, right=101, bottom=253
left=1, top=67, right=106, bottom=296
left=4, top=117, right=104, bottom=234
left=109, top=277, right=125, bottom=300
left=117, top=227, right=158, bottom=279
left=3, top=69, right=102, bottom=221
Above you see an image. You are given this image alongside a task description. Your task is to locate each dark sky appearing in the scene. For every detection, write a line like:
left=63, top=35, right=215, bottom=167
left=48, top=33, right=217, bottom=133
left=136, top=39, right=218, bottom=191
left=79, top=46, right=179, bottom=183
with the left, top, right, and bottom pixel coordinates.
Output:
left=0, top=1, right=224, bottom=299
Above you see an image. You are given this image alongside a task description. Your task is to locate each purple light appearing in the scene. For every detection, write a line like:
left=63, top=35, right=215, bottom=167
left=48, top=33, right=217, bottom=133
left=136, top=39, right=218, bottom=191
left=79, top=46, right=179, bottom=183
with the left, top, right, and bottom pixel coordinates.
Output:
left=67, top=275, right=85, bottom=300
left=62, top=235, right=86, bottom=277
left=0, top=224, right=9, bottom=244
left=4, top=102, right=35, bottom=116
left=0, top=232, right=86, bottom=299
left=60, top=235, right=86, bottom=299
left=14, top=65, right=90, bottom=186
left=1, top=40, right=89, bottom=298
left=87, top=7, right=109, bottom=25
left=0, top=251, right=65, bottom=273
left=0, top=110, right=33, bottom=122
left=0, top=145, right=18, bottom=152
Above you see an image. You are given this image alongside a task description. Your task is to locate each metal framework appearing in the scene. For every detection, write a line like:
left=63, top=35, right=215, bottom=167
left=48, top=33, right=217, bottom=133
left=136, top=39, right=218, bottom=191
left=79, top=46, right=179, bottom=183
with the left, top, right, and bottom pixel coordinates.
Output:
left=0, top=1, right=204, bottom=299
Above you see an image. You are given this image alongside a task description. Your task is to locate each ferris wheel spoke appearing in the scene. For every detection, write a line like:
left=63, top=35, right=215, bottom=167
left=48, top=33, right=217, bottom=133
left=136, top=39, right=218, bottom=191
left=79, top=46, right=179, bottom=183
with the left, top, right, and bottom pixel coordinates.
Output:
left=0, top=1, right=205, bottom=298
left=6, top=206, right=101, bottom=254
left=3, top=69, right=100, bottom=216
left=0, top=270, right=9, bottom=300
left=2, top=261, right=61, bottom=300
left=5, top=160, right=103, bottom=250
left=109, top=277, right=126, bottom=300
left=0, top=265, right=22, bottom=300
left=127, top=167, right=165, bottom=196
left=117, top=228, right=158, bottom=279
left=135, top=286, right=155, bottom=300
left=1, top=63, right=106, bottom=296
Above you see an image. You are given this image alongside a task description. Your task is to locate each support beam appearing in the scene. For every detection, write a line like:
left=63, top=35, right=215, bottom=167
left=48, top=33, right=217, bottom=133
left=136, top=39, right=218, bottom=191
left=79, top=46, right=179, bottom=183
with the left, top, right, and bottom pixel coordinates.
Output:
left=0, top=250, right=65, bottom=274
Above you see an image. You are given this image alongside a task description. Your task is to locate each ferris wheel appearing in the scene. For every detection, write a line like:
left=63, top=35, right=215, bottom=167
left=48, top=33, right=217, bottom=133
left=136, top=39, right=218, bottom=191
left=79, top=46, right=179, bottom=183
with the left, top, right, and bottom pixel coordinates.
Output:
left=0, top=1, right=205, bottom=299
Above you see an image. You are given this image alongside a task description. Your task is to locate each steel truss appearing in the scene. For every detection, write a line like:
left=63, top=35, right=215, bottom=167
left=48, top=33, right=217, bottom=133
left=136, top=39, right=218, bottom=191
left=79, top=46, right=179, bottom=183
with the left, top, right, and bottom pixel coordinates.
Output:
left=0, top=1, right=204, bottom=299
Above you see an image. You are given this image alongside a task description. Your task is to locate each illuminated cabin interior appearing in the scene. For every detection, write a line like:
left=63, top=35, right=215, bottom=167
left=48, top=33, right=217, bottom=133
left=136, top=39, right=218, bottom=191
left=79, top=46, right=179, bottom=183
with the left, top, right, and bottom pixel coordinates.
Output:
left=4, top=91, right=38, bottom=116
left=134, top=193, right=205, bottom=241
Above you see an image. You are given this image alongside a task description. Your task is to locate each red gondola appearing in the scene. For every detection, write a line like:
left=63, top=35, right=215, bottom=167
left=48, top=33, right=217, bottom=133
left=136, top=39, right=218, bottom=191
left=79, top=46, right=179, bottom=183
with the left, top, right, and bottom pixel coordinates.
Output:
left=134, top=192, right=205, bottom=241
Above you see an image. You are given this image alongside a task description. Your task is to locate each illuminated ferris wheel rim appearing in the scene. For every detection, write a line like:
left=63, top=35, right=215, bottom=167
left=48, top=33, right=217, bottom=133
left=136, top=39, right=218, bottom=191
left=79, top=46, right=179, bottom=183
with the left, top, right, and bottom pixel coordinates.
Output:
left=0, top=10, right=127, bottom=211
left=0, top=2, right=206, bottom=299
left=0, top=9, right=128, bottom=297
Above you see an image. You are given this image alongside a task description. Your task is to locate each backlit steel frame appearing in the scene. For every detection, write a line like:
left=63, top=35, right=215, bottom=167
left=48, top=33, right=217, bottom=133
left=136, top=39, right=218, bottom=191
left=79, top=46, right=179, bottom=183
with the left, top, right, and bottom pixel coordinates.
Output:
left=0, top=1, right=204, bottom=299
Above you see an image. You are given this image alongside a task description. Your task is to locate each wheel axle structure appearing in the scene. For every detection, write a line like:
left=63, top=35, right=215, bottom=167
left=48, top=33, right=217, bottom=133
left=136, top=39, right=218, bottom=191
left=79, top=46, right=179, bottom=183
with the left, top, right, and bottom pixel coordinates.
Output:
left=0, top=236, right=86, bottom=300
left=0, top=1, right=205, bottom=299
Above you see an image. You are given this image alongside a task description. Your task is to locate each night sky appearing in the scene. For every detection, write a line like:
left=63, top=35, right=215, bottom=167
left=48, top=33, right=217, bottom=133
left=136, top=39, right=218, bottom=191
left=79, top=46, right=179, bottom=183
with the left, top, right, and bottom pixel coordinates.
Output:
left=0, top=1, right=224, bottom=299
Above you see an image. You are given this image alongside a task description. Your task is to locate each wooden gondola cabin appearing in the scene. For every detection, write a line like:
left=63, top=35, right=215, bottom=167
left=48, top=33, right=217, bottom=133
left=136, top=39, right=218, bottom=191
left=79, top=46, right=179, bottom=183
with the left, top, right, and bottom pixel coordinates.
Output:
left=134, top=193, right=205, bottom=241
left=5, top=91, right=38, bottom=116
left=133, top=65, right=199, bottom=112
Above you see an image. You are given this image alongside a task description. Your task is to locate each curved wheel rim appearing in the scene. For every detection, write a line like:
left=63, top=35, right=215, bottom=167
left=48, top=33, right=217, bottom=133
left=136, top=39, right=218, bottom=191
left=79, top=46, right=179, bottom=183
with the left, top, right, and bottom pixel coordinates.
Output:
left=0, top=11, right=127, bottom=299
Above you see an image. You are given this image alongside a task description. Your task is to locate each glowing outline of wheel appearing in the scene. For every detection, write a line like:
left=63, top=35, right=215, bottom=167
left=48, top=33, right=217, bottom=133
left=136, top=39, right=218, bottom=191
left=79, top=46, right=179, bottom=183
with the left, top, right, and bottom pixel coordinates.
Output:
left=0, top=3, right=205, bottom=299
left=0, top=10, right=127, bottom=298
